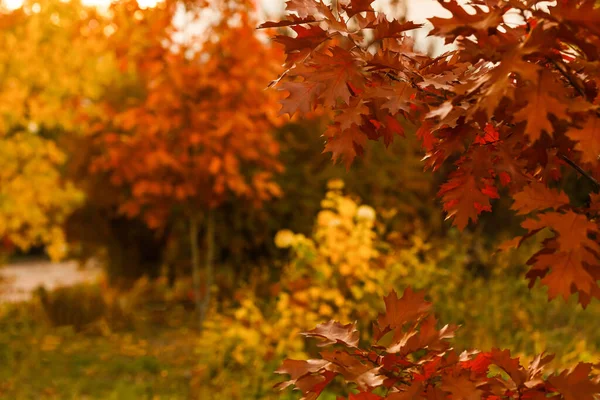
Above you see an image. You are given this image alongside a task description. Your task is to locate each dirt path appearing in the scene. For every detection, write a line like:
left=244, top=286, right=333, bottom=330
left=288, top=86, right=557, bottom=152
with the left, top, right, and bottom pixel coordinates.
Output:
left=0, top=259, right=102, bottom=303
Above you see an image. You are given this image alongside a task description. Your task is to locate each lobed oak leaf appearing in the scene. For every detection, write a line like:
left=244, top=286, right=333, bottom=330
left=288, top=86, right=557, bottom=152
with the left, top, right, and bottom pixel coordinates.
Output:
left=374, top=83, right=417, bottom=115
left=438, top=173, right=497, bottom=230
left=511, top=181, right=570, bottom=215
left=285, top=0, right=331, bottom=19
left=342, top=0, right=375, bottom=18
left=293, top=370, right=337, bottom=399
left=548, top=362, right=600, bottom=400
left=279, top=81, right=322, bottom=117
left=276, top=359, right=330, bottom=381
left=365, top=18, right=423, bottom=42
left=273, top=24, right=329, bottom=68
left=522, top=210, right=599, bottom=253
left=513, top=72, right=570, bottom=143
left=259, top=15, right=319, bottom=29
left=336, top=98, right=369, bottom=131
left=549, top=0, right=600, bottom=37
left=428, top=1, right=508, bottom=42
left=386, top=383, right=424, bottom=399
left=536, top=251, right=597, bottom=301
left=321, top=350, right=385, bottom=390
left=461, top=352, right=492, bottom=374
left=389, top=315, right=456, bottom=355
left=310, top=47, right=364, bottom=107
left=566, top=115, right=600, bottom=164
left=375, top=288, right=431, bottom=336
left=476, top=50, right=541, bottom=118
left=440, top=370, right=484, bottom=400
left=302, top=320, right=360, bottom=347
left=527, top=353, right=555, bottom=385
left=474, top=123, right=499, bottom=145
left=382, top=114, right=404, bottom=145
left=489, top=348, right=527, bottom=388
left=324, top=125, right=368, bottom=169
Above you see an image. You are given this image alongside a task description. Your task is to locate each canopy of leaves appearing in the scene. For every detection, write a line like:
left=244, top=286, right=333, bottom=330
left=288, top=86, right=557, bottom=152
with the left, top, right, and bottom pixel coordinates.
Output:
left=262, top=0, right=600, bottom=307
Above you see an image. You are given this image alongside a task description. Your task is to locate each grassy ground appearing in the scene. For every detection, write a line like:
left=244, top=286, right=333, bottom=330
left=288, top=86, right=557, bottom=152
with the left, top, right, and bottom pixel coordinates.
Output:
left=0, top=295, right=200, bottom=399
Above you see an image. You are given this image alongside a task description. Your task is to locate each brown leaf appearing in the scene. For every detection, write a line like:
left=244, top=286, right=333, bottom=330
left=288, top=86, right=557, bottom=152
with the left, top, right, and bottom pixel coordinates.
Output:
left=511, top=181, right=570, bottom=215
left=324, top=124, right=368, bottom=169
left=514, top=71, right=570, bottom=142
left=376, top=288, right=431, bottom=335
left=302, top=320, right=360, bottom=347
left=548, top=363, right=600, bottom=400
left=566, top=115, right=600, bottom=164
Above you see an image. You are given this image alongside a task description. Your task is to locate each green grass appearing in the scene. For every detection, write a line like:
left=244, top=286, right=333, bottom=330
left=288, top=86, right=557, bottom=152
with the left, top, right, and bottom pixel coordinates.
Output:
left=0, top=300, right=197, bottom=400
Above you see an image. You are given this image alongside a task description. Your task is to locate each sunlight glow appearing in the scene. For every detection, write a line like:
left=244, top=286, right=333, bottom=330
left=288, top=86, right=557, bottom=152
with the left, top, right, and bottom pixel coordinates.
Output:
left=2, top=0, right=24, bottom=10
left=80, top=0, right=159, bottom=8
left=1, top=0, right=161, bottom=10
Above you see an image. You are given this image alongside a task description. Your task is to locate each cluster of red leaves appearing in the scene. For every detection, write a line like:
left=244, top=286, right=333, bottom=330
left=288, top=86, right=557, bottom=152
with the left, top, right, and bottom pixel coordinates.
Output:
left=277, top=288, right=600, bottom=399
left=261, top=0, right=600, bottom=306
left=88, top=0, right=283, bottom=228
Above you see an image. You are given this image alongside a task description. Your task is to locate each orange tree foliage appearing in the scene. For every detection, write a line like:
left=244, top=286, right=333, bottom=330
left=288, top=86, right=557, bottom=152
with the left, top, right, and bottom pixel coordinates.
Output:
left=87, top=0, right=283, bottom=229
left=262, top=0, right=600, bottom=307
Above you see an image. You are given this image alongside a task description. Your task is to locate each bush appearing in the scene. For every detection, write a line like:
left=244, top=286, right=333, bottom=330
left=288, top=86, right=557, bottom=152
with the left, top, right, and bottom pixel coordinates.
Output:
left=196, top=182, right=600, bottom=398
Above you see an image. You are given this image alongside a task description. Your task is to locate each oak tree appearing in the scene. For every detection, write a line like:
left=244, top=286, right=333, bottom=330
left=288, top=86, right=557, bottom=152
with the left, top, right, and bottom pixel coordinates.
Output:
left=263, top=0, right=600, bottom=397
left=262, top=0, right=600, bottom=307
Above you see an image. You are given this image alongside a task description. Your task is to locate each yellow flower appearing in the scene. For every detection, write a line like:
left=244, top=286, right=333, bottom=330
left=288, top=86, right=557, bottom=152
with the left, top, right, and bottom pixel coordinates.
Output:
left=327, top=179, right=344, bottom=190
left=274, top=229, right=295, bottom=248
left=356, top=205, right=376, bottom=221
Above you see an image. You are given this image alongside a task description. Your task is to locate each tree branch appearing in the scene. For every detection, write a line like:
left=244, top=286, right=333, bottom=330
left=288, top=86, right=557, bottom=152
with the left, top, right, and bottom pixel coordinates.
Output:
left=558, top=153, right=600, bottom=192
left=549, top=58, right=588, bottom=100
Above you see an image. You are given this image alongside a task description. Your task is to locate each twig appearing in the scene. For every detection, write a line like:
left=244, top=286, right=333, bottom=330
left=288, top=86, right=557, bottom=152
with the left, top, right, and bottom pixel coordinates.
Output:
left=385, top=72, right=447, bottom=102
left=558, top=153, right=600, bottom=192
left=549, top=58, right=588, bottom=100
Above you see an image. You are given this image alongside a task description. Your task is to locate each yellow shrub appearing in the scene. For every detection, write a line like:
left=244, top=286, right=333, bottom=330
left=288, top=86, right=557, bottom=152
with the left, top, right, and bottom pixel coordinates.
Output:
left=0, top=132, right=83, bottom=261
left=196, top=181, right=600, bottom=398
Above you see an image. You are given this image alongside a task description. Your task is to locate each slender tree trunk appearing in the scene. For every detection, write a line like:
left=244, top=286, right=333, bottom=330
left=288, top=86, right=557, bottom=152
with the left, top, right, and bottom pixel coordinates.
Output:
left=189, top=215, right=202, bottom=328
left=199, top=210, right=215, bottom=332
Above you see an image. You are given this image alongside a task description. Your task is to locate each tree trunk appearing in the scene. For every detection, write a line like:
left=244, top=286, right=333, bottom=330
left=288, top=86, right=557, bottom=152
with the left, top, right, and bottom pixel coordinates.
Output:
left=189, top=215, right=202, bottom=329
left=190, top=211, right=215, bottom=332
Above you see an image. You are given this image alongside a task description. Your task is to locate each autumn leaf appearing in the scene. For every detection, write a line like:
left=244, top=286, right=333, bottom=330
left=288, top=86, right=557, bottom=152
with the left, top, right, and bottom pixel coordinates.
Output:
left=321, top=350, right=384, bottom=390
left=440, top=370, right=483, bottom=400
left=429, top=1, right=509, bottom=42
left=335, top=98, right=369, bottom=131
left=489, top=348, right=526, bottom=388
left=342, top=0, right=375, bottom=18
left=548, top=363, right=600, bottom=400
left=567, top=115, right=600, bottom=164
left=511, top=181, right=570, bottom=215
left=514, top=71, right=570, bottom=142
left=522, top=211, right=599, bottom=253
left=279, top=81, right=322, bottom=117
left=438, top=173, right=498, bottom=230
left=324, top=125, right=368, bottom=169
left=375, top=288, right=431, bottom=335
left=309, top=47, right=364, bottom=107
left=302, top=320, right=360, bottom=347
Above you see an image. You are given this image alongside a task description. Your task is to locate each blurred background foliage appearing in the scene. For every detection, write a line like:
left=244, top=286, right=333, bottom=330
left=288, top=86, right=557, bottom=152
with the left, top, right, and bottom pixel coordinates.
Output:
left=0, top=0, right=598, bottom=399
